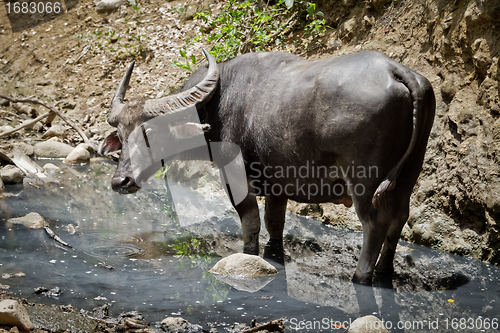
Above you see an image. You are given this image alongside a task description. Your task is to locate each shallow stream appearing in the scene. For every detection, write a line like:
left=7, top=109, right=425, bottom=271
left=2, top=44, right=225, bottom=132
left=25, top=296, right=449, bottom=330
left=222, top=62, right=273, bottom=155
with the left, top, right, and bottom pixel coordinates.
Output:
left=0, top=159, right=499, bottom=332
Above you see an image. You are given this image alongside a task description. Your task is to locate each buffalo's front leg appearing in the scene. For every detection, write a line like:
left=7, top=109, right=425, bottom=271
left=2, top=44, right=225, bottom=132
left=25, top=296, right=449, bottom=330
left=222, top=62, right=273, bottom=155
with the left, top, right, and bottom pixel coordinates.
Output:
left=235, top=194, right=261, bottom=255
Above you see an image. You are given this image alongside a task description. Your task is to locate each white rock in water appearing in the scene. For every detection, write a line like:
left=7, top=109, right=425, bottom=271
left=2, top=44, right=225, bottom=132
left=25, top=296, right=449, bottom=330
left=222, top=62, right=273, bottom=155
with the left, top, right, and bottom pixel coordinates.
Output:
left=209, top=253, right=277, bottom=277
left=0, top=165, right=24, bottom=184
left=348, top=315, right=389, bottom=333
left=8, top=212, right=45, bottom=229
left=43, top=163, right=61, bottom=172
left=0, top=299, right=35, bottom=330
left=65, top=223, right=79, bottom=235
left=34, top=141, right=74, bottom=158
left=64, top=144, right=91, bottom=165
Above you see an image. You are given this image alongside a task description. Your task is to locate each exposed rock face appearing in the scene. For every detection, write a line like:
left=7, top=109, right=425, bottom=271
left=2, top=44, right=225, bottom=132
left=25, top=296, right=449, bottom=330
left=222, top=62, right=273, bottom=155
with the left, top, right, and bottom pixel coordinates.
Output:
left=0, top=299, right=34, bottom=330
left=292, top=0, right=500, bottom=265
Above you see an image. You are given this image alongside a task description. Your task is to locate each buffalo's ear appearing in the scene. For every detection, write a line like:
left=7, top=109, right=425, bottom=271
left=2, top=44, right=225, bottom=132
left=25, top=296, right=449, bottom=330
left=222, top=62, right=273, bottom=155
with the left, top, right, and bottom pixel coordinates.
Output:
left=98, top=131, right=122, bottom=155
left=169, top=122, right=211, bottom=139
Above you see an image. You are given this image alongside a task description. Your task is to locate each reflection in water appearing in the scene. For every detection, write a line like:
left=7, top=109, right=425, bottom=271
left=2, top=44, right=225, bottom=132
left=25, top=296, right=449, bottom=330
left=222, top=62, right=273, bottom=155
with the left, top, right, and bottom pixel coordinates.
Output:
left=0, top=159, right=499, bottom=332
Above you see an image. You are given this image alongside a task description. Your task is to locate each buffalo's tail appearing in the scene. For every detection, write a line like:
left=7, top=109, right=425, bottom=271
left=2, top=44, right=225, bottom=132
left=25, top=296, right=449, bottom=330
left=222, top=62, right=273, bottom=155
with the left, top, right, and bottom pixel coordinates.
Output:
left=371, top=64, right=429, bottom=209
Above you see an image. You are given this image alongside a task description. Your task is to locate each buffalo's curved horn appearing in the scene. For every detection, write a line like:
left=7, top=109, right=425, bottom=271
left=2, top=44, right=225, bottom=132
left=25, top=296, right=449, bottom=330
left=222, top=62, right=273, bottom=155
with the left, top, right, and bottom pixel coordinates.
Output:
left=108, top=60, right=135, bottom=127
left=143, top=49, right=219, bottom=120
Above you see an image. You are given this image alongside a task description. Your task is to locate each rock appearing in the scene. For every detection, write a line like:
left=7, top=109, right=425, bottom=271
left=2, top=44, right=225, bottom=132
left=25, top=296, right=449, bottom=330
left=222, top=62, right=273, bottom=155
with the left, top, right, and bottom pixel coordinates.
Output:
left=0, top=165, right=24, bottom=184
left=340, top=17, right=357, bottom=39
left=0, top=98, right=9, bottom=107
left=33, top=286, right=62, bottom=297
left=0, top=177, right=4, bottom=192
left=65, top=223, right=79, bottom=235
left=21, top=119, right=43, bottom=132
left=0, top=125, right=16, bottom=138
left=7, top=212, right=45, bottom=229
left=11, top=103, right=38, bottom=118
left=348, top=315, right=389, bottom=333
left=43, top=163, right=61, bottom=172
left=209, top=253, right=278, bottom=277
left=0, top=299, right=34, bottom=330
left=91, top=304, right=109, bottom=319
left=34, top=140, right=74, bottom=158
left=41, top=124, right=67, bottom=139
left=13, top=142, right=34, bottom=157
left=96, top=0, right=126, bottom=14
left=25, top=304, right=97, bottom=332
left=78, top=142, right=95, bottom=154
left=64, top=144, right=91, bottom=164
left=160, top=317, right=203, bottom=333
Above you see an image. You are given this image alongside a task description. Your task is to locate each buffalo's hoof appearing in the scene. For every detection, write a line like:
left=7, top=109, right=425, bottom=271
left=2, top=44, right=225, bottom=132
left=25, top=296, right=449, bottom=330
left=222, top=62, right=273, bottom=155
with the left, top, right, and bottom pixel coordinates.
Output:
left=352, top=273, right=373, bottom=286
left=243, top=247, right=259, bottom=256
left=263, top=238, right=284, bottom=265
left=372, top=272, right=394, bottom=289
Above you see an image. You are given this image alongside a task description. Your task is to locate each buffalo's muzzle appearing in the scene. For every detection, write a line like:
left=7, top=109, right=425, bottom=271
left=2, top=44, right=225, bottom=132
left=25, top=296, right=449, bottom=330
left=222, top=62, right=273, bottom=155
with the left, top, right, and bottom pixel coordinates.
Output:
left=111, top=176, right=141, bottom=194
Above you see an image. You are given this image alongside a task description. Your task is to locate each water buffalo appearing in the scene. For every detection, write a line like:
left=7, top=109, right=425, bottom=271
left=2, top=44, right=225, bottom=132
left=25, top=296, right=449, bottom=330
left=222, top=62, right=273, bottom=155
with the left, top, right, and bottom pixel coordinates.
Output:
left=99, top=49, right=435, bottom=284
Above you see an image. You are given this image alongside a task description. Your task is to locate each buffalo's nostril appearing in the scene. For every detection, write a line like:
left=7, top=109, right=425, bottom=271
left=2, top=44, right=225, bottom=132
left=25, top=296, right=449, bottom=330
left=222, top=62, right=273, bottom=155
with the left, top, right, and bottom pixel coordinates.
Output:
left=111, top=176, right=140, bottom=194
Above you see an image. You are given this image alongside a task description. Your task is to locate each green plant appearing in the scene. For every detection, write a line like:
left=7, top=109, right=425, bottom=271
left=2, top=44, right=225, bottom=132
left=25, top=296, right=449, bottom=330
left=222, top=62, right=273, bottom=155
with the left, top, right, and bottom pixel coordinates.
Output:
left=128, top=0, right=143, bottom=15
left=171, top=46, right=199, bottom=72
left=172, top=0, right=328, bottom=66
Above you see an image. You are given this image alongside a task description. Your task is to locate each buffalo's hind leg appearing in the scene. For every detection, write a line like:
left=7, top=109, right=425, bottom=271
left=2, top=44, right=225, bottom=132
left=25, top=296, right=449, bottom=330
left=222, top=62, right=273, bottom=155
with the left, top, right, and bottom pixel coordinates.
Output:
left=375, top=207, right=410, bottom=276
left=264, top=195, right=287, bottom=242
left=352, top=202, right=392, bottom=285
left=352, top=178, right=414, bottom=284
left=235, top=194, right=261, bottom=255
left=263, top=195, right=287, bottom=264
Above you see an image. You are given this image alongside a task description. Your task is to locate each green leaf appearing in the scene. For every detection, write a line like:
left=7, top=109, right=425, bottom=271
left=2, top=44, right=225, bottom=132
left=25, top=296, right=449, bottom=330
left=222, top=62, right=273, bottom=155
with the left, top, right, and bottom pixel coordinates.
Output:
left=307, top=4, right=315, bottom=17
left=284, top=0, right=294, bottom=8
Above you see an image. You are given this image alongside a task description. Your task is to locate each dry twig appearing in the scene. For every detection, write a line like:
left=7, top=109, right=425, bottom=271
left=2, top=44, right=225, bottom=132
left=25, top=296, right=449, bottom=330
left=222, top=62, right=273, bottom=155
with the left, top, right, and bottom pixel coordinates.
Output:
left=0, top=111, right=53, bottom=138
left=0, top=94, right=90, bottom=145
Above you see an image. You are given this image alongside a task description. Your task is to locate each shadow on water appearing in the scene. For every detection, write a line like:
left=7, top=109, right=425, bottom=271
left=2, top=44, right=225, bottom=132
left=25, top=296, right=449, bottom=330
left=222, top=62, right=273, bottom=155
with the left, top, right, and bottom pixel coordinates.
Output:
left=0, top=159, right=499, bottom=332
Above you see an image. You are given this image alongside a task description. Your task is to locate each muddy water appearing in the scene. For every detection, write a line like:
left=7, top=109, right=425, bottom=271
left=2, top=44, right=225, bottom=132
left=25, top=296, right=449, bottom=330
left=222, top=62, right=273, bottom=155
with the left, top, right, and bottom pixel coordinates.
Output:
left=0, top=159, right=499, bottom=332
